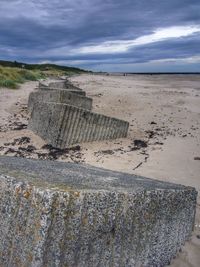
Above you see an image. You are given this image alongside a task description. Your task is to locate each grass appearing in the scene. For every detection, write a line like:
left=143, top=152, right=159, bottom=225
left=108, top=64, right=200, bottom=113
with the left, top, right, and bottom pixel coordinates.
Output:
left=0, top=60, right=89, bottom=89
left=0, top=66, right=44, bottom=89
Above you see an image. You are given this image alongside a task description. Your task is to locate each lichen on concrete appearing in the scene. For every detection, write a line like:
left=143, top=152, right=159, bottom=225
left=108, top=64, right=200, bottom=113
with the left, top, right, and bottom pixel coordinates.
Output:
left=0, top=156, right=197, bottom=267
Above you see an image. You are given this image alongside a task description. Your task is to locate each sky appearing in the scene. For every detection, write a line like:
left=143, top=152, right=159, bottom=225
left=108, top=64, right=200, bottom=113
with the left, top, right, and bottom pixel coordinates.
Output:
left=0, top=0, right=200, bottom=72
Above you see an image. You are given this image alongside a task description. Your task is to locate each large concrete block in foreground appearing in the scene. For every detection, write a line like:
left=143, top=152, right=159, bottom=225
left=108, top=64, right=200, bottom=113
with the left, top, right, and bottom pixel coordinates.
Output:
left=29, top=102, right=129, bottom=148
left=28, top=90, right=93, bottom=113
left=0, top=156, right=197, bottom=267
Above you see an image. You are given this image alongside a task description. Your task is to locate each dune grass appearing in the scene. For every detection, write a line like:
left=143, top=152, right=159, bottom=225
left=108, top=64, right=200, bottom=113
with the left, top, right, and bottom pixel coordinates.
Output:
left=0, top=66, right=44, bottom=89
left=0, top=64, right=87, bottom=89
left=0, top=60, right=89, bottom=89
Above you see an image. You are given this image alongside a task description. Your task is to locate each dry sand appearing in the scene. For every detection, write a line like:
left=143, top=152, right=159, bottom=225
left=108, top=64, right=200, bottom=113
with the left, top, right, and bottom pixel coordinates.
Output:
left=0, top=74, right=200, bottom=266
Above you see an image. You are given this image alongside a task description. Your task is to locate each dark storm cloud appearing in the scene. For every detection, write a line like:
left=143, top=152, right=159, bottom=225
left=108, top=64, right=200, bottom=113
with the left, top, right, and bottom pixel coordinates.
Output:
left=0, top=0, right=200, bottom=71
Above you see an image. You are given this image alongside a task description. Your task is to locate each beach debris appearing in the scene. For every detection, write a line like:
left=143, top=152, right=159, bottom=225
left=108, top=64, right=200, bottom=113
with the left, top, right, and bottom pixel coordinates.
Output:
left=12, top=122, right=27, bottom=130
left=146, top=130, right=155, bottom=138
left=16, top=136, right=30, bottom=145
left=4, top=136, right=30, bottom=146
left=154, top=141, right=164, bottom=145
left=133, top=139, right=148, bottom=149
left=96, top=149, right=114, bottom=155
left=19, top=145, right=36, bottom=153
left=90, top=93, right=103, bottom=97
left=133, top=162, right=143, bottom=170
left=133, top=153, right=149, bottom=170
left=38, top=144, right=83, bottom=161
left=5, top=148, right=20, bottom=155
left=1, top=136, right=84, bottom=162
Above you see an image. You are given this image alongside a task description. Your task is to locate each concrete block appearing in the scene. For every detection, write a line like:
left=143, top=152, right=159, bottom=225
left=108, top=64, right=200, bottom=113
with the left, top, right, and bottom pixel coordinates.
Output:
left=0, top=156, right=197, bottom=267
left=28, top=102, right=129, bottom=148
left=38, top=82, right=48, bottom=89
left=38, top=81, right=86, bottom=96
left=28, top=90, right=93, bottom=113
left=49, top=80, right=81, bottom=91
left=39, top=86, right=86, bottom=96
left=48, top=80, right=67, bottom=88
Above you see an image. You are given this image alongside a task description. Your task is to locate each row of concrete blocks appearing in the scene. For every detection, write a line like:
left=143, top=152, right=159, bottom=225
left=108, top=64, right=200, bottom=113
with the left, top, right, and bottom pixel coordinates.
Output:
left=28, top=80, right=129, bottom=148
left=0, top=155, right=197, bottom=267
left=28, top=80, right=92, bottom=111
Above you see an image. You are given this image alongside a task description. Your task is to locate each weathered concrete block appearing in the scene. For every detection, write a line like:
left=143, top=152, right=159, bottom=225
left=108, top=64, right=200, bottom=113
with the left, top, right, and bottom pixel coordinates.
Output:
left=49, top=80, right=80, bottom=90
left=40, top=86, right=86, bottom=96
left=28, top=102, right=129, bottom=148
left=38, top=81, right=86, bottom=96
left=38, top=82, right=48, bottom=89
left=49, top=80, right=67, bottom=88
left=0, top=156, right=197, bottom=267
left=28, top=90, right=93, bottom=113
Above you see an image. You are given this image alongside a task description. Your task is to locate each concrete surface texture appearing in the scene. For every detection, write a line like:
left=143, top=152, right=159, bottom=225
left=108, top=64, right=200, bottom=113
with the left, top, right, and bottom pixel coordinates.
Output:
left=38, top=80, right=86, bottom=95
left=28, top=90, right=93, bottom=112
left=49, top=80, right=81, bottom=90
left=39, top=85, right=86, bottom=96
left=29, top=101, right=129, bottom=148
left=0, top=156, right=197, bottom=267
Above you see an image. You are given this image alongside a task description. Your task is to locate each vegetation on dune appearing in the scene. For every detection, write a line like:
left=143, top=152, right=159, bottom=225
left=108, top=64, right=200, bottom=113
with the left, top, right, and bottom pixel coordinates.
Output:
left=0, top=60, right=89, bottom=89
left=0, top=60, right=87, bottom=73
left=0, top=66, right=44, bottom=89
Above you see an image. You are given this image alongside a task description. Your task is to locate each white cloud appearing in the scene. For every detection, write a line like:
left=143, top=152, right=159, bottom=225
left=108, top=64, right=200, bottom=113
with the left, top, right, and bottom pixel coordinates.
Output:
left=149, top=55, right=200, bottom=64
left=73, top=25, right=200, bottom=54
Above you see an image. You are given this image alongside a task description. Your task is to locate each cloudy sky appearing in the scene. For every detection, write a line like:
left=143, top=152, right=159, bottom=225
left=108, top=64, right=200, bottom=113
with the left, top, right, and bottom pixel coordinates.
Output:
left=1, top=0, right=200, bottom=72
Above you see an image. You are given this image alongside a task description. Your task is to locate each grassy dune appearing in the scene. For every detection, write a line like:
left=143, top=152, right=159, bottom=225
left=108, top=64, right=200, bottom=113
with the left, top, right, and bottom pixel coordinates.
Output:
left=0, top=60, right=88, bottom=89
left=0, top=66, right=44, bottom=89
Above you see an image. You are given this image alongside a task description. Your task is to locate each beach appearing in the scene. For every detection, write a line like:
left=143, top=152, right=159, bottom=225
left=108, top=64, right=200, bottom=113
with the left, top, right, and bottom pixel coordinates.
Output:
left=0, top=73, right=200, bottom=266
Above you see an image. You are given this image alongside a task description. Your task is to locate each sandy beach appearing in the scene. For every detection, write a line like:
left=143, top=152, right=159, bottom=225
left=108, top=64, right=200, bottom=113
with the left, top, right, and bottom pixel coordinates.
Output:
left=0, top=74, right=200, bottom=266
